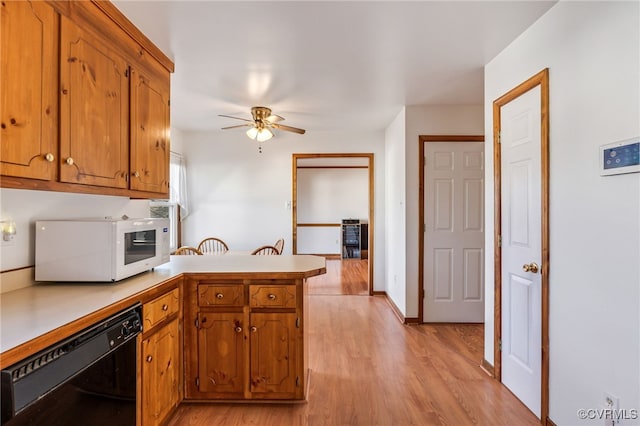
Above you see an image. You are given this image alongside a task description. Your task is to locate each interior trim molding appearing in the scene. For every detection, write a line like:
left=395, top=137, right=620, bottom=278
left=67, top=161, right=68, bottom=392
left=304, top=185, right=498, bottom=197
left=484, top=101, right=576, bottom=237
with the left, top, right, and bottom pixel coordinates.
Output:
left=492, top=68, right=550, bottom=423
left=481, top=358, right=495, bottom=377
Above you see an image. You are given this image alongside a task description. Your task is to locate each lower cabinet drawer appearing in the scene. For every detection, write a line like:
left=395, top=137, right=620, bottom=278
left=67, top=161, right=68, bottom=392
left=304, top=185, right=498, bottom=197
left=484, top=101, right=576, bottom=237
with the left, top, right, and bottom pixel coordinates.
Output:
left=198, top=284, right=244, bottom=307
left=143, top=288, right=180, bottom=330
left=249, top=285, right=296, bottom=308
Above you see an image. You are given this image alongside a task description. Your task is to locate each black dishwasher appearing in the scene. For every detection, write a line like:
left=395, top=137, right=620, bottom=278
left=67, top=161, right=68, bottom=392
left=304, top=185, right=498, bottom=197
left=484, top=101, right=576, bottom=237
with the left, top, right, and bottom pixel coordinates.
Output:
left=1, top=304, right=142, bottom=426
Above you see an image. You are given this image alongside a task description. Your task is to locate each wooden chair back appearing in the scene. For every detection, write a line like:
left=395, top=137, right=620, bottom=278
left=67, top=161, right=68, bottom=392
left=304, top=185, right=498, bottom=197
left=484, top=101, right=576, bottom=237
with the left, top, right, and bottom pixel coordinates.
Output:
left=174, top=246, right=203, bottom=255
left=273, top=238, right=284, bottom=255
left=250, top=245, right=280, bottom=256
left=197, top=237, right=229, bottom=255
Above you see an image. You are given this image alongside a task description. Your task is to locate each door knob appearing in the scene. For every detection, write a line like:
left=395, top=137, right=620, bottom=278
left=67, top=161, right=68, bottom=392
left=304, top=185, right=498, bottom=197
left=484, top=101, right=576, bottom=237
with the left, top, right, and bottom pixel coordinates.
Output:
left=522, top=262, right=539, bottom=274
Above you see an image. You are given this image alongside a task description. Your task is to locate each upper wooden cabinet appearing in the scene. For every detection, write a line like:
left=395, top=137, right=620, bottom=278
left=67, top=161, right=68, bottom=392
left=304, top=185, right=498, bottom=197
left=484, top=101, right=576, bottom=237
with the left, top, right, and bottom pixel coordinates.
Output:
left=0, top=1, right=58, bottom=181
left=59, top=15, right=129, bottom=189
left=130, top=61, right=170, bottom=194
left=0, top=0, right=174, bottom=198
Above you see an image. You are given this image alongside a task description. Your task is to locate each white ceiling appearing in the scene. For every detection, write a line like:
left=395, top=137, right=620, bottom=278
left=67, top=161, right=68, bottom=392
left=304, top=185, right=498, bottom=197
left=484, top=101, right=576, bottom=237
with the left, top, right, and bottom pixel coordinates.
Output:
left=112, top=1, right=556, bottom=134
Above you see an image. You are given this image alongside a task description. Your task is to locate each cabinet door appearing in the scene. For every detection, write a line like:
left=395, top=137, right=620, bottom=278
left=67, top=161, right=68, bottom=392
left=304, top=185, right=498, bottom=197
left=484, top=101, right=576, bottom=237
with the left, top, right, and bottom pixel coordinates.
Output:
left=197, top=312, right=245, bottom=395
left=250, top=312, right=298, bottom=396
left=0, top=1, right=57, bottom=180
left=141, top=318, right=180, bottom=426
left=59, top=16, right=129, bottom=188
left=130, top=64, right=170, bottom=195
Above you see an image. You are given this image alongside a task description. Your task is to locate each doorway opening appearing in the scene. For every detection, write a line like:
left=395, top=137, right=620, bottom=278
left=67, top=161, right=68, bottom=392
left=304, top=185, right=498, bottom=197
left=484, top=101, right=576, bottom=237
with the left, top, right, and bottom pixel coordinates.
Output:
left=292, top=153, right=374, bottom=296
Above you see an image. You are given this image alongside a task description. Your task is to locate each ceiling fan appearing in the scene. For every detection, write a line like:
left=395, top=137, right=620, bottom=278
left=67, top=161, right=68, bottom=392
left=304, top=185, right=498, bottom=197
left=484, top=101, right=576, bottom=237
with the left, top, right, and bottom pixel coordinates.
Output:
left=219, top=106, right=306, bottom=142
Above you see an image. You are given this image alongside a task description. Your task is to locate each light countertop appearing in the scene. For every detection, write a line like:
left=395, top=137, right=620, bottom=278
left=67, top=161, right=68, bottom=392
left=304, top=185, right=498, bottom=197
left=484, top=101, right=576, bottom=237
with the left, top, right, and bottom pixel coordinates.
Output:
left=0, top=254, right=325, bottom=357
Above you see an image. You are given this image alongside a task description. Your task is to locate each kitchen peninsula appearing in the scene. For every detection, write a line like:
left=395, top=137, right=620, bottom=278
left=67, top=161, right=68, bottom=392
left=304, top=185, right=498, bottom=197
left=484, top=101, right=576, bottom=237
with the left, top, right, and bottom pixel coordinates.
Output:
left=0, top=254, right=326, bottom=425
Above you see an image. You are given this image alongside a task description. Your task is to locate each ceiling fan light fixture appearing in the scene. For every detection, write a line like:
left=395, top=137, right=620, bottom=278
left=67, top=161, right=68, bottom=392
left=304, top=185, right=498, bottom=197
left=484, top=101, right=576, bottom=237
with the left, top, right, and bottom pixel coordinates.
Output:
left=256, top=127, right=273, bottom=142
left=246, top=126, right=259, bottom=140
left=246, top=126, right=273, bottom=142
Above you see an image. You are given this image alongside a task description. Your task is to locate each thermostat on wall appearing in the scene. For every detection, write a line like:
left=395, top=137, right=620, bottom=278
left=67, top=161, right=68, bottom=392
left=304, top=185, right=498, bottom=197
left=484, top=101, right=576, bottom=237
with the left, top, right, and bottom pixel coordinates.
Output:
left=600, top=137, right=640, bottom=176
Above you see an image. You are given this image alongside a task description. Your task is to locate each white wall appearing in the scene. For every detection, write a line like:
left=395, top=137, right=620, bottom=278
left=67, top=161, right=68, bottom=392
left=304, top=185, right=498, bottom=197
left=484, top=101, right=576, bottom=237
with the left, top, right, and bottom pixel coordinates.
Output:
left=181, top=128, right=387, bottom=289
left=484, top=2, right=640, bottom=424
left=0, top=189, right=149, bottom=271
left=297, top=168, right=369, bottom=254
left=385, top=108, right=407, bottom=308
left=387, top=105, right=484, bottom=317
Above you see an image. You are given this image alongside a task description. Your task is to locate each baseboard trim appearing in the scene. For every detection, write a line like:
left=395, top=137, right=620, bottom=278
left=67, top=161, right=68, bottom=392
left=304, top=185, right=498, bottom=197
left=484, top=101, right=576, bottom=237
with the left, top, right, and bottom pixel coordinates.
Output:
left=480, top=358, right=494, bottom=377
left=546, top=416, right=557, bottom=426
left=378, top=292, right=419, bottom=324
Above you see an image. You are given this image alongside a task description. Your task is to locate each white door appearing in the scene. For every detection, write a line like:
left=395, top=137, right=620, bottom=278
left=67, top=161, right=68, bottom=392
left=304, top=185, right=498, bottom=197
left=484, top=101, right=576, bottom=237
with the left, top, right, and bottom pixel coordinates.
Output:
left=424, top=142, right=484, bottom=322
left=500, top=85, right=542, bottom=417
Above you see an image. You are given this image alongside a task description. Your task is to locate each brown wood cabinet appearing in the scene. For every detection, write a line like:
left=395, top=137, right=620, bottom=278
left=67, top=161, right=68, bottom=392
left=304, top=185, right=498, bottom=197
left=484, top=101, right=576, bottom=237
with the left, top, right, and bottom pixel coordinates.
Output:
left=0, top=0, right=173, bottom=198
left=59, top=14, right=130, bottom=189
left=184, top=279, right=307, bottom=401
left=130, top=60, right=170, bottom=194
left=139, top=287, right=182, bottom=426
left=0, top=1, right=58, bottom=181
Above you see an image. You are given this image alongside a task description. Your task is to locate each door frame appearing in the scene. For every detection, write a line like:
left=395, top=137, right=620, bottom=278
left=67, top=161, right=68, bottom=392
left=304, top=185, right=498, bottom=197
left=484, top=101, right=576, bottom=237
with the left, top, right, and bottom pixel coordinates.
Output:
left=292, top=153, right=374, bottom=295
left=418, top=135, right=484, bottom=322
left=493, top=68, right=549, bottom=423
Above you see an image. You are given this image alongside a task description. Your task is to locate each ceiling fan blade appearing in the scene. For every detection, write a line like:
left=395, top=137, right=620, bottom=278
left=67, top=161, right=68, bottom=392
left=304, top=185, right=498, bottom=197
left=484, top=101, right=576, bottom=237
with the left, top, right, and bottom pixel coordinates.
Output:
left=221, top=123, right=252, bottom=130
left=218, top=114, right=252, bottom=122
left=265, top=114, right=284, bottom=123
left=271, top=123, right=306, bottom=135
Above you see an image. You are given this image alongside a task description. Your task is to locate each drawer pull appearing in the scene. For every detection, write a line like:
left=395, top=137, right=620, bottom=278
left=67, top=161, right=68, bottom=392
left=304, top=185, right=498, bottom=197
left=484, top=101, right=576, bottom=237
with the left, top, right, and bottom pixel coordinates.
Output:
left=146, top=355, right=153, bottom=363
left=235, top=326, right=242, bottom=333
left=268, top=294, right=277, bottom=301
left=216, top=293, right=224, bottom=299
left=162, top=304, right=169, bottom=311
left=250, top=326, right=257, bottom=333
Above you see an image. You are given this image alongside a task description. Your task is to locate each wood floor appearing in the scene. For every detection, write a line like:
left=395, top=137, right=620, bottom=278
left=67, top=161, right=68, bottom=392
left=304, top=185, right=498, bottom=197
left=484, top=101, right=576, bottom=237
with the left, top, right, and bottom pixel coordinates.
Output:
left=168, top=260, right=538, bottom=426
left=307, top=258, right=369, bottom=295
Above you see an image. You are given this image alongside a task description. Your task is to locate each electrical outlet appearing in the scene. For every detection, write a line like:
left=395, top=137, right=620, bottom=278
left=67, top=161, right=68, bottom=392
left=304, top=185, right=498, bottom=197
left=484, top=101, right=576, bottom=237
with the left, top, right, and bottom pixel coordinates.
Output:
left=285, top=201, right=291, bottom=210
left=604, top=392, right=619, bottom=426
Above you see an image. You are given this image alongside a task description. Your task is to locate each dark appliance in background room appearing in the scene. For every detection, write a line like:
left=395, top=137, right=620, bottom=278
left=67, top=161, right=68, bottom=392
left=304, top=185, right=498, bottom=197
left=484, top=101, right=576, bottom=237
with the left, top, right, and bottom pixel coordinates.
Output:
left=341, top=219, right=368, bottom=259
left=1, top=305, right=142, bottom=426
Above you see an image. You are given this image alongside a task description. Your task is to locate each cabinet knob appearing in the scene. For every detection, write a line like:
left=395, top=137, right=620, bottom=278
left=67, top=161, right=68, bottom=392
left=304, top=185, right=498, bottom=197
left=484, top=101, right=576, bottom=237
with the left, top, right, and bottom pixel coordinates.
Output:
left=235, top=326, right=242, bottom=333
left=146, top=355, right=153, bottom=363
left=162, top=304, right=168, bottom=311
left=133, top=171, right=140, bottom=178
left=250, top=326, right=257, bottom=333
left=268, top=294, right=277, bottom=301
left=44, top=153, right=54, bottom=162
left=216, top=293, right=224, bottom=299
left=65, top=157, right=74, bottom=166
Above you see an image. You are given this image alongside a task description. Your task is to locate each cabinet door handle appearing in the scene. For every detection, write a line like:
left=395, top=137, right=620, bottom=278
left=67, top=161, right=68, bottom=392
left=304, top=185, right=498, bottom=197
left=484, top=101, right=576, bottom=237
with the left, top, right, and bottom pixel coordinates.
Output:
left=268, top=294, right=276, bottom=301
left=216, top=293, right=224, bottom=299
left=65, top=157, right=74, bottom=166
left=146, top=355, right=153, bottom=363
left=162, top=304, right=168, bottom=311
left=235, top=326, right=242, bottom=333
left=133, top=171, right=140, bottom=178
left=250, top=326, right=257, bottom=333
left=44, top=153, right=55, bottom=162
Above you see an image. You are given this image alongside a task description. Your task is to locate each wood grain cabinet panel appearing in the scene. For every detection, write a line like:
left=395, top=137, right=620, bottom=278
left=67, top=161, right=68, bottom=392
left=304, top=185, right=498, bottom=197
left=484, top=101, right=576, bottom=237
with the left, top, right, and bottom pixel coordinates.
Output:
left=250, top=285, right=296, bottom=309
left=250, top=312, right=298, bottom=396
left=129, top=61, right=170, bottom=195
left=59, top=15, right=129, bottom=188
left=140, top=284, right=182, bottom=426
left=140, top=317, right=180, bottom=426
left=143, top=288, right=180, bottom=330
left=198, top=284, right=244, bottom=307
left=0, top=1, right=57, bottom=180
left=196, top=312, right=246, bottom=396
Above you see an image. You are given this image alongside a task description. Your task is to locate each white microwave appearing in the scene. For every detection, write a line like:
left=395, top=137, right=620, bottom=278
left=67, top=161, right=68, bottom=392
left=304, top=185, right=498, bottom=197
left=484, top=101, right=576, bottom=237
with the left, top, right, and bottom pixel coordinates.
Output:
left=35, top=218, right=170, bottom=282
